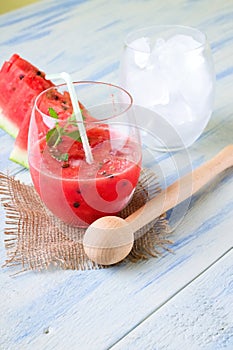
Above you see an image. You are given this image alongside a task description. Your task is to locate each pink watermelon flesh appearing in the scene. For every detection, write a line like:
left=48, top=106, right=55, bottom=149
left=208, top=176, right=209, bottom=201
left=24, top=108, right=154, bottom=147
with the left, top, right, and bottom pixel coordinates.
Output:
left=0, top=54, right=54, bottom=167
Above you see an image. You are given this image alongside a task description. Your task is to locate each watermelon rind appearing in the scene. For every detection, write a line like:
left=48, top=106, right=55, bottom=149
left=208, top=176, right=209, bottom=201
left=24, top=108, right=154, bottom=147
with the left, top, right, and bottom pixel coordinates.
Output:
left=0, top=108, right=18, bottom=138
left=9, top=145, right=29, bottom=169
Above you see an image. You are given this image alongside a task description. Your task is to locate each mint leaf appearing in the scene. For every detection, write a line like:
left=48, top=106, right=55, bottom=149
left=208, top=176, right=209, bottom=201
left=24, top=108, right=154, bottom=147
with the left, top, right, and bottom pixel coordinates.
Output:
left=49, top=149, right=69, bottom=163
left=69, top=110, right=86, bottom=123
left=46, top=122, right=64, bottom=147
left=65, top=130, right=82, bottom=142
left=46, top=127, right=59, bottom=146
left=59, top=153, right=69, bottom=162
left=80, top=109, right=86, bottom=120
left=68, top=114, right=77, bottom=123
left=46, top=106, right=86, bottom=148
left=48, top=107, right=59, bottom=119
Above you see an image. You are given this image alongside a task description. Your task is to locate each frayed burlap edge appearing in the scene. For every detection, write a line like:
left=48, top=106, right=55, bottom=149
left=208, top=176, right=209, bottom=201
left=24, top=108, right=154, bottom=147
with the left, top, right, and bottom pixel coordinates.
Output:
left=0, top=170, right=172, bottom=274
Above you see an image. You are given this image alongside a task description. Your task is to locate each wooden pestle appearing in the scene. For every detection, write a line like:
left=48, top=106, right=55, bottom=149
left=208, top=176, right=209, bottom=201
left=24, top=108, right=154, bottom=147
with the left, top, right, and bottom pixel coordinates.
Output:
left=83, top=145, right=233, bottom=265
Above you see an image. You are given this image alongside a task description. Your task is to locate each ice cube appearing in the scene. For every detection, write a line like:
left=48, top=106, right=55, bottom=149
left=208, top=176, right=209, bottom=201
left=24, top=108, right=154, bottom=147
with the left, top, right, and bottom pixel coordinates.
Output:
left=152, top=34, right=205, bottom=98
left=166, top=34, right=201, bottom=52
left=152, top=38, right=166, bottom=54
left=125, top=62, right=169, bottom=107
left=130, top=37, right=151, bottom=69
left=122, top=36, right=169, bottom=106
left=151, top=36, right=179, bottom=95
left=153, top=91, right=194, bottom=124
left=179, top=60, right=214, bottom=118
left=163, top=35, right=213, bottom=118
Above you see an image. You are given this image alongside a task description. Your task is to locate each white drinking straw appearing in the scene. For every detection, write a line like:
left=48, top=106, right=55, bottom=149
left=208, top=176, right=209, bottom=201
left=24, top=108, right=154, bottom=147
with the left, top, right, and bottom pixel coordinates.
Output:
left=46, top=72, right=93, bottom=164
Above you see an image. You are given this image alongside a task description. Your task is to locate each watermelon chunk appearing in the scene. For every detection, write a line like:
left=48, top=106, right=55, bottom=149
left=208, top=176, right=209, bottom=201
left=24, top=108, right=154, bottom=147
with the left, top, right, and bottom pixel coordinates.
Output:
left=0, top=54, right=54, bottom=167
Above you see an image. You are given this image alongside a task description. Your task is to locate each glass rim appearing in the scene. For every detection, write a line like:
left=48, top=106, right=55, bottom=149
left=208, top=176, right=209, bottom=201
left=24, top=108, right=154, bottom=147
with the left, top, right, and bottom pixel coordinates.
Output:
left=124, top=24, right=207, bottom=53
left=34, top=80, right=133, bottom=123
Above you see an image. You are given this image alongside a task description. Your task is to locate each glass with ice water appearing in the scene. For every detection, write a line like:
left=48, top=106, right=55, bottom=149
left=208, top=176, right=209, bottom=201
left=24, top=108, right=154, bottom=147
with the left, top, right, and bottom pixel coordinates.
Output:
left=120, top=25, right=215, bottom=151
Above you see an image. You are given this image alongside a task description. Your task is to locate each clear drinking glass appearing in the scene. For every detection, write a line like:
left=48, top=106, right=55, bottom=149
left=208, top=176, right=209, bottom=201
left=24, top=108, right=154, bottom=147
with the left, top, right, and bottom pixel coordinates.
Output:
left=28, top=81, right=142, bottom=227
left=120, top=25, right=215, bottom=151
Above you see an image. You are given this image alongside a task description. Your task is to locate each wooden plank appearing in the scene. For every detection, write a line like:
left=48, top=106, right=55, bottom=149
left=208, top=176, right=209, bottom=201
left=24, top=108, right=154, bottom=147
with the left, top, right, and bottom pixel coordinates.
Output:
left=111, top=250, right=233, bottom=350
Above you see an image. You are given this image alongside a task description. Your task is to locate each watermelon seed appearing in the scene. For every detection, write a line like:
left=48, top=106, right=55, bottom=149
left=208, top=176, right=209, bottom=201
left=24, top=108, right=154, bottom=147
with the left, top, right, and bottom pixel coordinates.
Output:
left=100, top=170, right=114, bottom=178
left=36, top=70, right=42, bottom=76
left=62, top=162, right=69, bottom=168
left=77, top=189, right=81, bottom=194
left=46, top=90, right=59, bottom=100
left=19, top=74, right=25, bottom=80
left=73, top=202, right=80, bottom=208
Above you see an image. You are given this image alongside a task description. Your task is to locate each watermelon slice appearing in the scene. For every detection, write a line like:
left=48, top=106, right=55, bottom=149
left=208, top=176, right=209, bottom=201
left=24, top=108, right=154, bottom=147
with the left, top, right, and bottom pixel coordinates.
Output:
left=0, top=54, right=96, bottom=168
left=0, top=54, right=54, bottom=167
left=0, top=54, right=54, bottom=138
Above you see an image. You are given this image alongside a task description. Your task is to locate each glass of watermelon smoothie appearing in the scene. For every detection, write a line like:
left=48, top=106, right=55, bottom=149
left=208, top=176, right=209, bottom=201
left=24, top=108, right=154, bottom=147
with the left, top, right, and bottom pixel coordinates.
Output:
left=28, top=81, right=142, bottom=227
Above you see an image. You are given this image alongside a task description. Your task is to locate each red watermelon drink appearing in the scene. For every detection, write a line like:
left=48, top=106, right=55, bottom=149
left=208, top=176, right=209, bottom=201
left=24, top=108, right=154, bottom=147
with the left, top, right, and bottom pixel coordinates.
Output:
left=28, top=82, right=142, bottom=227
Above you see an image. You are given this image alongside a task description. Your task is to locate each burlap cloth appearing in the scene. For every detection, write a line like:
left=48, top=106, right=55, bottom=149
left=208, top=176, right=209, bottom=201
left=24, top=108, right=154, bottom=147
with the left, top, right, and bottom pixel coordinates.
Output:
left=0, top=169, right=172, bottom=273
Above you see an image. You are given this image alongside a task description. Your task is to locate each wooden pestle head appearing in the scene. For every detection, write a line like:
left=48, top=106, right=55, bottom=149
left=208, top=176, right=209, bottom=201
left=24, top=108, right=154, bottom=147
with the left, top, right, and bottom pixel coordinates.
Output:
left=83, top=216, right=134, bottom=265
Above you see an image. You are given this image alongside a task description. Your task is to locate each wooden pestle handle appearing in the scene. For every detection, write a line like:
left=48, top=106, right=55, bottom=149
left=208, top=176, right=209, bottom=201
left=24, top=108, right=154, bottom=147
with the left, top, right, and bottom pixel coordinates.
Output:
left=125, top=145, right=233, bottom=232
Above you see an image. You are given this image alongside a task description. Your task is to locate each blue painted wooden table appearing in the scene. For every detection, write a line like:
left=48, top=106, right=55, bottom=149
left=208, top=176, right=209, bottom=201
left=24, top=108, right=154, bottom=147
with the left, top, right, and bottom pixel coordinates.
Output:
left=0, top=0, right=232, bottom=349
